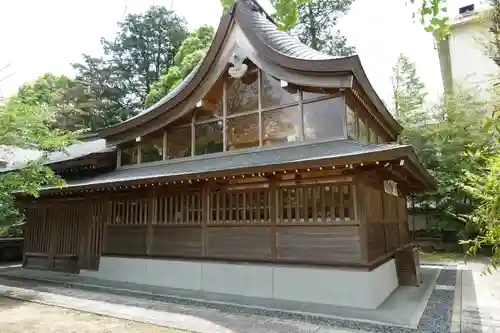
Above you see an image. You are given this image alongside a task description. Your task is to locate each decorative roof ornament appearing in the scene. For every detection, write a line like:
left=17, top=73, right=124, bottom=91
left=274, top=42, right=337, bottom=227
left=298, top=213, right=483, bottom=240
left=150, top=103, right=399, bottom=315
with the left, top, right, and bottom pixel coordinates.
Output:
left=228, top=45, right=248, bottom=79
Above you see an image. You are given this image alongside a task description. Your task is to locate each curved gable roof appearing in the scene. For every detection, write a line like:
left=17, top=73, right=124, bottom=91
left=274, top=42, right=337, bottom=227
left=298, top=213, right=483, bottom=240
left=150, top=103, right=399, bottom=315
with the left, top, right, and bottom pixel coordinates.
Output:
left=99, top=0, right=401, bottom=144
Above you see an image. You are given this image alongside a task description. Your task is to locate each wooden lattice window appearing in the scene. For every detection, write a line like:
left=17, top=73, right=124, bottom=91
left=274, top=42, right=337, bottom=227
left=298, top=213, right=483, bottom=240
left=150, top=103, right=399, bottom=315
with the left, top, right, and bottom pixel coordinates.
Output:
left=156, top=191, right=202, bottom=225
left=111, top=198, right=148, bottom=225
left=210, top=188, right=271, bottom=224
left=278, top=184, right=355, bottom=224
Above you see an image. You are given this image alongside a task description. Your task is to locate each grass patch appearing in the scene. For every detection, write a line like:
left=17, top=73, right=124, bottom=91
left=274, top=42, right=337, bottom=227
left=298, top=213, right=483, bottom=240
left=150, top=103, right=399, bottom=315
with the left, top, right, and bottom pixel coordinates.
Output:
left=419, top=251, right=465, bottom=262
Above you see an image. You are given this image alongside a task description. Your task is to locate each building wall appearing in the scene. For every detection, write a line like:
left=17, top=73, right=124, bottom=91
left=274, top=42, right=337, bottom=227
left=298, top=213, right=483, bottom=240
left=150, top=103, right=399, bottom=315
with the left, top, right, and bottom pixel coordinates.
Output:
left=81, top=256, right=399, bottom=309
left=440, top=7, right=500, bottom=101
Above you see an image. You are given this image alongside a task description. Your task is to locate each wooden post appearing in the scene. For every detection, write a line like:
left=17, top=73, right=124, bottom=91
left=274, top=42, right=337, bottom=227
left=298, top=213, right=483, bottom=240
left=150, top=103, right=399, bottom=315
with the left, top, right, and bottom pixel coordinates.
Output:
left=162, top=131, right=168, bottom=160
left=270, top=180, right=278, bottom=260
left=102, top=196, right=112, bottom=254
left=356, top=181, right=369, bottom=265
left=202, top=187, right=209, bottom=257
left=147, top=188, right=156, bottom=255
left=46, top=207, right=56, bottom=270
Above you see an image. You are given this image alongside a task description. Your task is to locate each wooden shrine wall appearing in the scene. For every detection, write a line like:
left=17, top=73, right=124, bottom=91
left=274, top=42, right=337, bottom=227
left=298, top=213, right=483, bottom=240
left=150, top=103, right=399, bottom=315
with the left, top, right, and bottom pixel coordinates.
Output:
left=23, top=178, right=412, bottom=271
left=23, top=200, right=106, bottom=272
left=360, top=183, right=410, bottom=264
left=103, top=181, right=363, bottom=266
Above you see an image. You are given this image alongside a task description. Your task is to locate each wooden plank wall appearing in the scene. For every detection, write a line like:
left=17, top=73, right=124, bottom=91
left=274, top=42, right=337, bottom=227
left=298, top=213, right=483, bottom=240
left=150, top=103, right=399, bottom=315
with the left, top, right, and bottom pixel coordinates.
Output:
left=24, top=202, right=84, bottom=272
left=103, top=181, right=363, bottom=265
left=361, top=183, right=410, bottom=263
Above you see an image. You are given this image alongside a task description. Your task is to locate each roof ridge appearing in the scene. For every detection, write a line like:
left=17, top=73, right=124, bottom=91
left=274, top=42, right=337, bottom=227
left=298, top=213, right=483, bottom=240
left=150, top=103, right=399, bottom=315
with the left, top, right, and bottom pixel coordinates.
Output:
left=243, top=0, right=278, bottom=27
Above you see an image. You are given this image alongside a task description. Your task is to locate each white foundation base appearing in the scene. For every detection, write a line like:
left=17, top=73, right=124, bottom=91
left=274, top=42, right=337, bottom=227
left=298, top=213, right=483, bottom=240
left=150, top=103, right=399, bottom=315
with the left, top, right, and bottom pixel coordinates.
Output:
left=81, top=257, right=398, bottom=309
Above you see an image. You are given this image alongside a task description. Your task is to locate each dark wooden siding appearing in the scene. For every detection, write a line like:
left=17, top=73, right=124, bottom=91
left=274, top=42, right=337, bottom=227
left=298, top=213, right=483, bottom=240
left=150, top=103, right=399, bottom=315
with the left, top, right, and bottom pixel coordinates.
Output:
left=24, top=178, right=365, bottom=269
left=277, top=225, right=361, bottom=263
left=361, top=183, right=411, bottom=264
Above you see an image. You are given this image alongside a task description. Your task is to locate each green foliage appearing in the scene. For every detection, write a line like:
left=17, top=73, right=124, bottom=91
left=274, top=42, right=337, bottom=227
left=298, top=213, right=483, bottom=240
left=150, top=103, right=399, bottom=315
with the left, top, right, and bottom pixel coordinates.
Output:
left=391, top=53, right=427, bottom=119
left=0, top=101, right=76, bottom=229
left=392, top=54, right=494, bottom=239
left=222, top=0, right=448, bottom=40
left=290, top=0, right=356, bottom=56
left=410, top=0, right=450, bottom=40
left=461, top=105, right=500, bottom=270
left=412, top=90, right=493, bottom=230
left=73, top=6, right=188, bottom=126
left=222, top=0, right=311, bottom=31
left=489, top=0, right=500, bottom=67
left=0, top=100, right=75, bottom=151
left=146, top=26, right=215, bottom=107
left=14, top=73, right=99, bottom=132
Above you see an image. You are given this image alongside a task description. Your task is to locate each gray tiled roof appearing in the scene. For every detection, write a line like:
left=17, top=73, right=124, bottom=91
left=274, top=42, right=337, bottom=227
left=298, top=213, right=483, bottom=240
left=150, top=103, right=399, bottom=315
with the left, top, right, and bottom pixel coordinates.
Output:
left=0, top=138, right=113, bottom=172
left=238, top=0, right=339, bottom=60
left=52, top=139, right=407, bottom=191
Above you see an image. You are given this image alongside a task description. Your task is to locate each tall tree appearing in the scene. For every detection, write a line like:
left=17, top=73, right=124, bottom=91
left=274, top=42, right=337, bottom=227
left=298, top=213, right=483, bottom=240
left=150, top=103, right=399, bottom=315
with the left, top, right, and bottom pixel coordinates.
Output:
left=391, top=53, right=427, bottom=119
left=146, top=26, right=215, bottom=107
left=73, top=6, right=188, bottom=125
left=289, top=0, right=356, bottom=56
left=458, top=0, right=500, bottom=269
left=14, top=74, right=95, bottom=132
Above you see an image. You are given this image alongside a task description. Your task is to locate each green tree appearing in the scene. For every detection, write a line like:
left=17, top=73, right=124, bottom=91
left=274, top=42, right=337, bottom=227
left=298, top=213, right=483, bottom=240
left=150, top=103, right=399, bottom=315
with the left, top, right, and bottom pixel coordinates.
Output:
left=459, top=1, right=500, bottom=268
left=14, top=74, right=96, bottom=132
left=391, top=53, right=427, bottom=119
left=73, top=6, right=188, bottom=124
left=0, top=101, right=76, bottom=228
left=404, top=88, right=493, bottom=238
left=145, top=26, right=215, bottom=107
left=289, top=0, right=356, bottom=56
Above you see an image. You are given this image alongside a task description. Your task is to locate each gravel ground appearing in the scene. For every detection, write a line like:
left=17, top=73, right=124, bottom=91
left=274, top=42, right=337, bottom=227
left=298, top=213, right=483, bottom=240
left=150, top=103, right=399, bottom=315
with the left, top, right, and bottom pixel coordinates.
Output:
left=0, top=267, right=458, bottom=333
left=0, top=297, right=187, bottom=333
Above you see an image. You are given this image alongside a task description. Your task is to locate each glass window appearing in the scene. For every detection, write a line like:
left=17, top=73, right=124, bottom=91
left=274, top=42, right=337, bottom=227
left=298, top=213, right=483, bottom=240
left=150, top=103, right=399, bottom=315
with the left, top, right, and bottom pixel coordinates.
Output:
left=166, top=126, right=192, bottom=159
left=141, top=135, right=163, bottom=163
left=358, top=118, right=368, bottom=144
left=121, top=143, right=138, bottom=166
left=262, top=106, right=301, bottom=147
left=227, top=113, right=259, bottom=151
left=226, top=69, right=259, bottom=115
left=346, top=105, right=357, bottom=140
left=303, top=97, right=345, bottom=141
left=261, top=73, right=299, bottom=109
left=301, top=88, right=329, bottom=101
left=195, top=121, right=223, bottom=156
left=196, top=74, right=224, bottom=122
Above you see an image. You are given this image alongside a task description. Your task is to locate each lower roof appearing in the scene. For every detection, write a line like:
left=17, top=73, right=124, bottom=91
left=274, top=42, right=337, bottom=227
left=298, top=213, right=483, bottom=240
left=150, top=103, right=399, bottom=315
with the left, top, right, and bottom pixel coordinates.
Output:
left=31, top=139, right=435, bottom=193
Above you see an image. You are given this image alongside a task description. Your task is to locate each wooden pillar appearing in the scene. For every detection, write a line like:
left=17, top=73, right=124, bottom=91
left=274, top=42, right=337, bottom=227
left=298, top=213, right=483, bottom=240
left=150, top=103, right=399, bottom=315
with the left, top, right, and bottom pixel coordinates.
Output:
left=146, top=188, right=156, bottom=255
left=47, top=206, right=56, bottom=269
left=202, top=186, right=209, bottom=257
left=270, top=180, right=278, bottom=260
left=102, top=196, right=112, bottom=254
left=356, top=181, right=369, bottom=265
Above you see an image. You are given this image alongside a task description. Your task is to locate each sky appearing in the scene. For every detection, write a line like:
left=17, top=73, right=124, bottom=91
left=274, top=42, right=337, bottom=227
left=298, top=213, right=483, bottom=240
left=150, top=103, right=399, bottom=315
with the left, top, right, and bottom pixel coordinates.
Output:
left=0, top=0, right=483, bottom=106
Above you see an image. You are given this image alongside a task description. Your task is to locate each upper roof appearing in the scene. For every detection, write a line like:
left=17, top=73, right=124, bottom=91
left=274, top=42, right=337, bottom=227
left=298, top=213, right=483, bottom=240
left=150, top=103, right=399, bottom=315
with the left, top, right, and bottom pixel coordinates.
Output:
left=98, top=0, right=401, bottom=145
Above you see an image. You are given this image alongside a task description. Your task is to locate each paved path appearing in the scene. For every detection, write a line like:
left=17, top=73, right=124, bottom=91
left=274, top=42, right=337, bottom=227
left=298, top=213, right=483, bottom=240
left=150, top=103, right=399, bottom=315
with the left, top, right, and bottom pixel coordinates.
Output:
left=0, top=278, right=355, bottom=333
left=460, top=261, right=500, bottom=333
left=4, top=260, right=500, bottom=333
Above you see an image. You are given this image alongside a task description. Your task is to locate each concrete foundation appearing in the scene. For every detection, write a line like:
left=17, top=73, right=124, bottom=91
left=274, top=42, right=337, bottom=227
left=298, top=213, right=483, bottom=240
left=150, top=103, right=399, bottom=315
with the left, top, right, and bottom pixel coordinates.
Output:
left=81, top=257, right=399, bottom=309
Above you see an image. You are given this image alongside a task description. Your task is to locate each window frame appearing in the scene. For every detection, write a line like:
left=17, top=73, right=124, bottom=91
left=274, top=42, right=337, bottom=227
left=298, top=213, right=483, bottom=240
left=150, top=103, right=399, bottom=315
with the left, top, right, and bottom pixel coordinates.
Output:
left=118, top=67, right=353, bottom=167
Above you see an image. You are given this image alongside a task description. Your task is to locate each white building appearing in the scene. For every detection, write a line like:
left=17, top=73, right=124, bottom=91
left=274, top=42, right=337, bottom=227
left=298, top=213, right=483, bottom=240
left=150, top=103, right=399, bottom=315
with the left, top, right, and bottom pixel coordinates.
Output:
left=437, top=2, right=500, bottom=100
